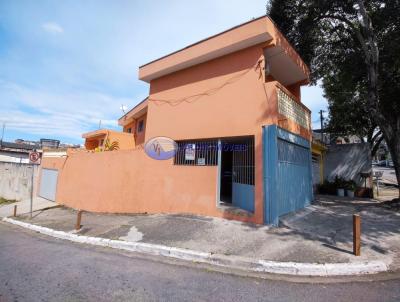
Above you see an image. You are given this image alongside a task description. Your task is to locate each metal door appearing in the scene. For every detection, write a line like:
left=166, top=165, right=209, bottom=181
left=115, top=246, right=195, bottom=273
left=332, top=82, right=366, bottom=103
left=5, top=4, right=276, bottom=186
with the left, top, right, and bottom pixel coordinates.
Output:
left=231, top=137, right=255, bottom=212
left=263, top=125, right=313, bottom=225
left=312, top=154, right=321, bottom=186
left=39, top=168, right=58, bottom=201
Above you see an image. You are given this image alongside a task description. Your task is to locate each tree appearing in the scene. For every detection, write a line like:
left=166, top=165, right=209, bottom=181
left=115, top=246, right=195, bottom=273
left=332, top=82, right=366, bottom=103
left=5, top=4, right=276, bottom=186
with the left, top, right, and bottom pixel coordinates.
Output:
left=268, top=0, right=400, bottom=196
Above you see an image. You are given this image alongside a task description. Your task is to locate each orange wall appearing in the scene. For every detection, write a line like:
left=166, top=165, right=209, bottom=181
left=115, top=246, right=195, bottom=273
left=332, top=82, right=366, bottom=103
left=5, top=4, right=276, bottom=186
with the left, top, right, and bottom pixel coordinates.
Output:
left=84, top=131, right=135, bottom=150
left=122, top=114, right=147, bottom=146
left=144, top=44, right=279, bottom=224
left=41, top=149, right=256, bottom=223
left=42, top=44, right=310, bottom=225
left=135, top=114, right=147, bottom=145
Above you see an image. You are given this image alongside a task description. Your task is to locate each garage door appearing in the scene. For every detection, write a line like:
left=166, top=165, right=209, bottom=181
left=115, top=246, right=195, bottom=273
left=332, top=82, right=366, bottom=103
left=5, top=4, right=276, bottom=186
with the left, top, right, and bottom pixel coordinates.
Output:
left=263, top=125, right=313, bottom=225
left=312, top=153, right=321, bottom=185
left=39, top=168, right=58, bottom=201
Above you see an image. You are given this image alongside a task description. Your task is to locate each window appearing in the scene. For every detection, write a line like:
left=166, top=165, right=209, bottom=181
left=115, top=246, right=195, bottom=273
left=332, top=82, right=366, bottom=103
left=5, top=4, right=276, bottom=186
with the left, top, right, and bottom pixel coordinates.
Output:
left=126, top=127, right=132, bottom=133
left=174, top=140, right=218, bottom=166
left=137, top=120, right=144, bottom=133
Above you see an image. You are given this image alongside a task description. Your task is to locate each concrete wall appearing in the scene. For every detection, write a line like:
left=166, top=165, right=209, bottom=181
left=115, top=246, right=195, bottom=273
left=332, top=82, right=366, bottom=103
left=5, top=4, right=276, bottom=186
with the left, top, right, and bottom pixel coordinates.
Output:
left=324, top=143, right=372, bottom=186
left=0, top=161, right=39, bottom=201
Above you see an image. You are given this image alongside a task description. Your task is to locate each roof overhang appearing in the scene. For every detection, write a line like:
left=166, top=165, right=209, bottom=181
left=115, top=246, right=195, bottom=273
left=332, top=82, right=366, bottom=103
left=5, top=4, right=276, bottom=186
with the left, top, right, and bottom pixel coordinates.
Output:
left=138, top=16, right=310, bottom=85
left=139, top=16, right=273, bottom=83
left=82, top=129, right=108, bottom=139
left=265, top=46, right=309, bottom=86
left=118, top=98, right=148, bottom=126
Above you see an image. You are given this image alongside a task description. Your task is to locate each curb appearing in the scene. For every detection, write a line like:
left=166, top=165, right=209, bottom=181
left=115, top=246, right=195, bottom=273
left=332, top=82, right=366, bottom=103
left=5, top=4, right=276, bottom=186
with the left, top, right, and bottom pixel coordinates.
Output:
left=2, top=217, right=389, bottom=277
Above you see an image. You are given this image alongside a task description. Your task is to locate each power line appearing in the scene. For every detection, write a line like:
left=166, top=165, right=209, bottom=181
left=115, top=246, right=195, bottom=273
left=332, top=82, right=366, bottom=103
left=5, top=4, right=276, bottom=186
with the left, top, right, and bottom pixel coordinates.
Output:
left=148, top=58, right=266, bottom=107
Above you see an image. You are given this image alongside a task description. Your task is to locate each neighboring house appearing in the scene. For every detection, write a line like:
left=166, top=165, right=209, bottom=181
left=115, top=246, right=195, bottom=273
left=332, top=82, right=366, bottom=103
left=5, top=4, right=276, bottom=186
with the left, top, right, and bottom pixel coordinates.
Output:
left=119, top=98, right=148, bottom=146
left=311, top=139, right=327, bottom=191
left=41, top=16, right=314, bottom=225
left=82, top=129, right=135, bottom=150
left=0, top=141, right=40, bottom=164
left=312, top=129, right=363, bottom=145
left=0, top=141, right=41, bottom=201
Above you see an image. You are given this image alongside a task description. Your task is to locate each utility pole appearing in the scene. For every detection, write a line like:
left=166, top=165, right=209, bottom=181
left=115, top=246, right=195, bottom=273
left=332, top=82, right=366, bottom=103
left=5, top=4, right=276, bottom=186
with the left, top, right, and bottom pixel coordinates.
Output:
left=319, top=110, right=325, bottom=143
left=1, top=122, right=5, bottom=142
left=30, top=164, right=34, bottom=219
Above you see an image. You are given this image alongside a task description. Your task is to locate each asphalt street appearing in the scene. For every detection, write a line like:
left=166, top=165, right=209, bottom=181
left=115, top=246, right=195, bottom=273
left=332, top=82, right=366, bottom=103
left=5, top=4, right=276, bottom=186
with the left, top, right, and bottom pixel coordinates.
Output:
left=1, top=222, right=400, bottom=302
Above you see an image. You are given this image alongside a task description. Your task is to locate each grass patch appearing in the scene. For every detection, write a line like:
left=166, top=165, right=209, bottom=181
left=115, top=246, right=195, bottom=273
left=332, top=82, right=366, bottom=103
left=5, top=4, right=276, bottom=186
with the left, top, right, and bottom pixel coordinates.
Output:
left=0, top=197, right=18, bottom=205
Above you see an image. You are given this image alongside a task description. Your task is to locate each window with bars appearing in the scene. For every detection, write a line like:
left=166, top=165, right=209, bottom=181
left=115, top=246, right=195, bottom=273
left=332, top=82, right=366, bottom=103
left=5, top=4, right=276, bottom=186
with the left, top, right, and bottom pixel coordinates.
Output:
left=174, top=140, right=218, bottom=166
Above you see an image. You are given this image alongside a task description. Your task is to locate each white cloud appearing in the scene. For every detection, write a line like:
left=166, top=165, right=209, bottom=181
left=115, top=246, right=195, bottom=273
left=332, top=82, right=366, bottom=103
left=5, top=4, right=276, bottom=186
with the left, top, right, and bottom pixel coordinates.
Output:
left=41, top=22, right=64, bottom=34
left=301, top=82, right=329, bottom=130
left=0, top=80, right=134, bottom=141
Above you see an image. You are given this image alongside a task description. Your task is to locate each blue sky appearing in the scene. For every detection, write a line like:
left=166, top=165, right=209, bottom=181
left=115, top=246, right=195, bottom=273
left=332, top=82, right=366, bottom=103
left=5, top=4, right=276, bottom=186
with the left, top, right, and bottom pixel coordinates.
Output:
left=0, top=0, right=327, bottom=145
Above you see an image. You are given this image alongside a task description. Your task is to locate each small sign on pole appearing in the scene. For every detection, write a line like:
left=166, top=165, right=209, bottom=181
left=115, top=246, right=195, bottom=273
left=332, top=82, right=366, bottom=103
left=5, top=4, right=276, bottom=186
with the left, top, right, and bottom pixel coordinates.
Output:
left=29, top=151, right=41, bottom=164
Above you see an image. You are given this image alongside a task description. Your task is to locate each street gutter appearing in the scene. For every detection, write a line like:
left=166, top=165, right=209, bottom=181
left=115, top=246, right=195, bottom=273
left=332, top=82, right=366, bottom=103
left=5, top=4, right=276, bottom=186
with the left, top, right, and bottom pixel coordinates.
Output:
left=2, top=217, right=389, bottom=277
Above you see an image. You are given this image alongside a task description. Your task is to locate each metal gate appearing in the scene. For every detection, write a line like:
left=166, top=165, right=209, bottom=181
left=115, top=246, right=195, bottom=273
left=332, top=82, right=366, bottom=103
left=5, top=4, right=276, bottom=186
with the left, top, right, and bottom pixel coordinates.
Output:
left=39, top=168, right=58, bottom=201
left=263, top=125, right=313, bottom=225
left=231, top=137, right=255, bottom=212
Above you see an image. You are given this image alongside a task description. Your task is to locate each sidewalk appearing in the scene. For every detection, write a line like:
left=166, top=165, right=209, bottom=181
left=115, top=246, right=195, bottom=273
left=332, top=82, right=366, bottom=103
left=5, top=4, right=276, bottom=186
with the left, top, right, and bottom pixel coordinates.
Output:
left=5, top=195, right=400, bottom=276
left=0, top=196, right=57, bottom=218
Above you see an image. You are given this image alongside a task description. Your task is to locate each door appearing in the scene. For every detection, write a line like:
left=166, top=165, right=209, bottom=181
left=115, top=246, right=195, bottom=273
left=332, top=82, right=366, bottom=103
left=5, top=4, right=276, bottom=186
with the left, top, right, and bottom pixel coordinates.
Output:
left=39, top=168, right=58, bottom=201
left=263, top=125, right=313, bottom=225
left=219, top=137, right=255, bottom=212
left=312, top=153, right=321, bottom=186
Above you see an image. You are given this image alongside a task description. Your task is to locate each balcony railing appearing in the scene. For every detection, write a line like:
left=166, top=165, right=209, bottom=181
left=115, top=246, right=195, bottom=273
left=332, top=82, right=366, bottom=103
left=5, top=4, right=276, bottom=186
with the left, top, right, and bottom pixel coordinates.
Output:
left=277, top=87, right=311, bottom=130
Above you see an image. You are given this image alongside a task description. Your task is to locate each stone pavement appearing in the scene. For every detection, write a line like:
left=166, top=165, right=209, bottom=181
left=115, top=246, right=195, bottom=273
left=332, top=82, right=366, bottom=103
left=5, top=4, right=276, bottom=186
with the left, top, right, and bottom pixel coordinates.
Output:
left=9, top=195, right=400, bottom=273
left=0, top=196, right=57, bottom=218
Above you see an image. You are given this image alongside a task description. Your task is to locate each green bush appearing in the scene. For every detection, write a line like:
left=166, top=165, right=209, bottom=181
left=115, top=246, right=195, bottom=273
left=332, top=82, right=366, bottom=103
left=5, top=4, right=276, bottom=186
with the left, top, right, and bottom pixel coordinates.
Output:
left=317, top=176, right=357, bottom=194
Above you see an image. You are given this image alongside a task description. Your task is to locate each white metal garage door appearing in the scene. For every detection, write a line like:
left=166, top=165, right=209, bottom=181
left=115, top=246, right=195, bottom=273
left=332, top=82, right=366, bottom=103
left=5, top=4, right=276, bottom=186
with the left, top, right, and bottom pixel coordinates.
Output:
left=312, top=154, right=321, bottom=185
left=39, top=168, right=58, bottom=201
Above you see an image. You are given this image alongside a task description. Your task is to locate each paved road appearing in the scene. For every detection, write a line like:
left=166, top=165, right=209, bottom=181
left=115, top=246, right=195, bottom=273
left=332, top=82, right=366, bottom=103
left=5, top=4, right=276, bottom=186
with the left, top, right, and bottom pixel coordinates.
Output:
left=1, top=223, right=400, bottom=302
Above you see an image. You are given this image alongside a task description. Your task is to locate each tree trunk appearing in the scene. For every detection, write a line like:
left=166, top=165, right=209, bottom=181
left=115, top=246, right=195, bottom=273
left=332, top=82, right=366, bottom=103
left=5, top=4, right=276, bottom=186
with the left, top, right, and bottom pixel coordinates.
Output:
left=380, top=123, right=400, bottom=198
left=355, top=1, right=399, bottom=196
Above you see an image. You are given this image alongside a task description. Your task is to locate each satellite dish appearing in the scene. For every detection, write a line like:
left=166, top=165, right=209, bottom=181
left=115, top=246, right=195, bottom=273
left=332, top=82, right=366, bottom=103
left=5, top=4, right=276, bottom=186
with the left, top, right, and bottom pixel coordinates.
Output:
left=120, top=104, right=127, bottom=114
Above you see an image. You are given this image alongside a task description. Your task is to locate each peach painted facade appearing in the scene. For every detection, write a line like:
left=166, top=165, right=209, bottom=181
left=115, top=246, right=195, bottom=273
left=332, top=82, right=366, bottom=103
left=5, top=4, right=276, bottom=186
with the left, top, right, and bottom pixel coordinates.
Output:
left=82, top=129, right=135, bottom=150
left=41, top=16, right=312, bottom=225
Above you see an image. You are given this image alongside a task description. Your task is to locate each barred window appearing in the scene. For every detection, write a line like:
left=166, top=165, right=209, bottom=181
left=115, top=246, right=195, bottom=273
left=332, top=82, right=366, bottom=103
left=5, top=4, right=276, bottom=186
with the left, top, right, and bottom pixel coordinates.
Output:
left=174, top=140, right=218, bottom=166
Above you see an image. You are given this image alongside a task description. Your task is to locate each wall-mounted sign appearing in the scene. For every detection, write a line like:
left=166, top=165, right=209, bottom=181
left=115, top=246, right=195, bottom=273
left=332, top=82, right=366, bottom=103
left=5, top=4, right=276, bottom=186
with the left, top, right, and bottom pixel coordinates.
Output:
left=29, top=151, right=41, bottom=164
left=185, top=144, right=195, bottom=161
left=144, top=137, right=178, bottom=160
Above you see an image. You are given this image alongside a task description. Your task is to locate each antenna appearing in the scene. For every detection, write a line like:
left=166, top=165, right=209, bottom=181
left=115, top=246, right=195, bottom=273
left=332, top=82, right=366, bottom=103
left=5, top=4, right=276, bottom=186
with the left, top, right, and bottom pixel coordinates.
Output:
left=120, top=104, right=127, bottom=114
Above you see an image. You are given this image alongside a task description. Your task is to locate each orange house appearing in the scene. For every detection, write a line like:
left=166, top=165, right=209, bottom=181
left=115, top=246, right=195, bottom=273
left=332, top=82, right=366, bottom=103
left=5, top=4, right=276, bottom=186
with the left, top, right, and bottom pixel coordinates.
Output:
left=82, top=129, right=135, bottom=151
left=40, top=16, right=313, bottom=225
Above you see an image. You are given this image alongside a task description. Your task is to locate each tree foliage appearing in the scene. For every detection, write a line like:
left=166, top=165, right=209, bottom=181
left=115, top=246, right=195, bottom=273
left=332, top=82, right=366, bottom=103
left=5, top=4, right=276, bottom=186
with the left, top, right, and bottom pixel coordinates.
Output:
left=268, top=0, right=400, bottom=193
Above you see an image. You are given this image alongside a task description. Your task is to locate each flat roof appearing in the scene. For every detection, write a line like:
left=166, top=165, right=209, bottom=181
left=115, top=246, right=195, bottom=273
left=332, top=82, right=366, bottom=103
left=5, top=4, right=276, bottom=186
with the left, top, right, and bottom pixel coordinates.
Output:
left=139, top=15, right=267, bottom=69
left=139, top=16, right=275, bottom=82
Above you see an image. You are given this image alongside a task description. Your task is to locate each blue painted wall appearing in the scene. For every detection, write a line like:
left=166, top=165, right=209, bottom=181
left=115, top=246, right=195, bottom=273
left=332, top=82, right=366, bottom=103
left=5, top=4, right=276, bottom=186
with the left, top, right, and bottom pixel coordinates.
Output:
left=263, top=125, right=313, bottom=225
left=232, top=182, right=255, bottom=212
